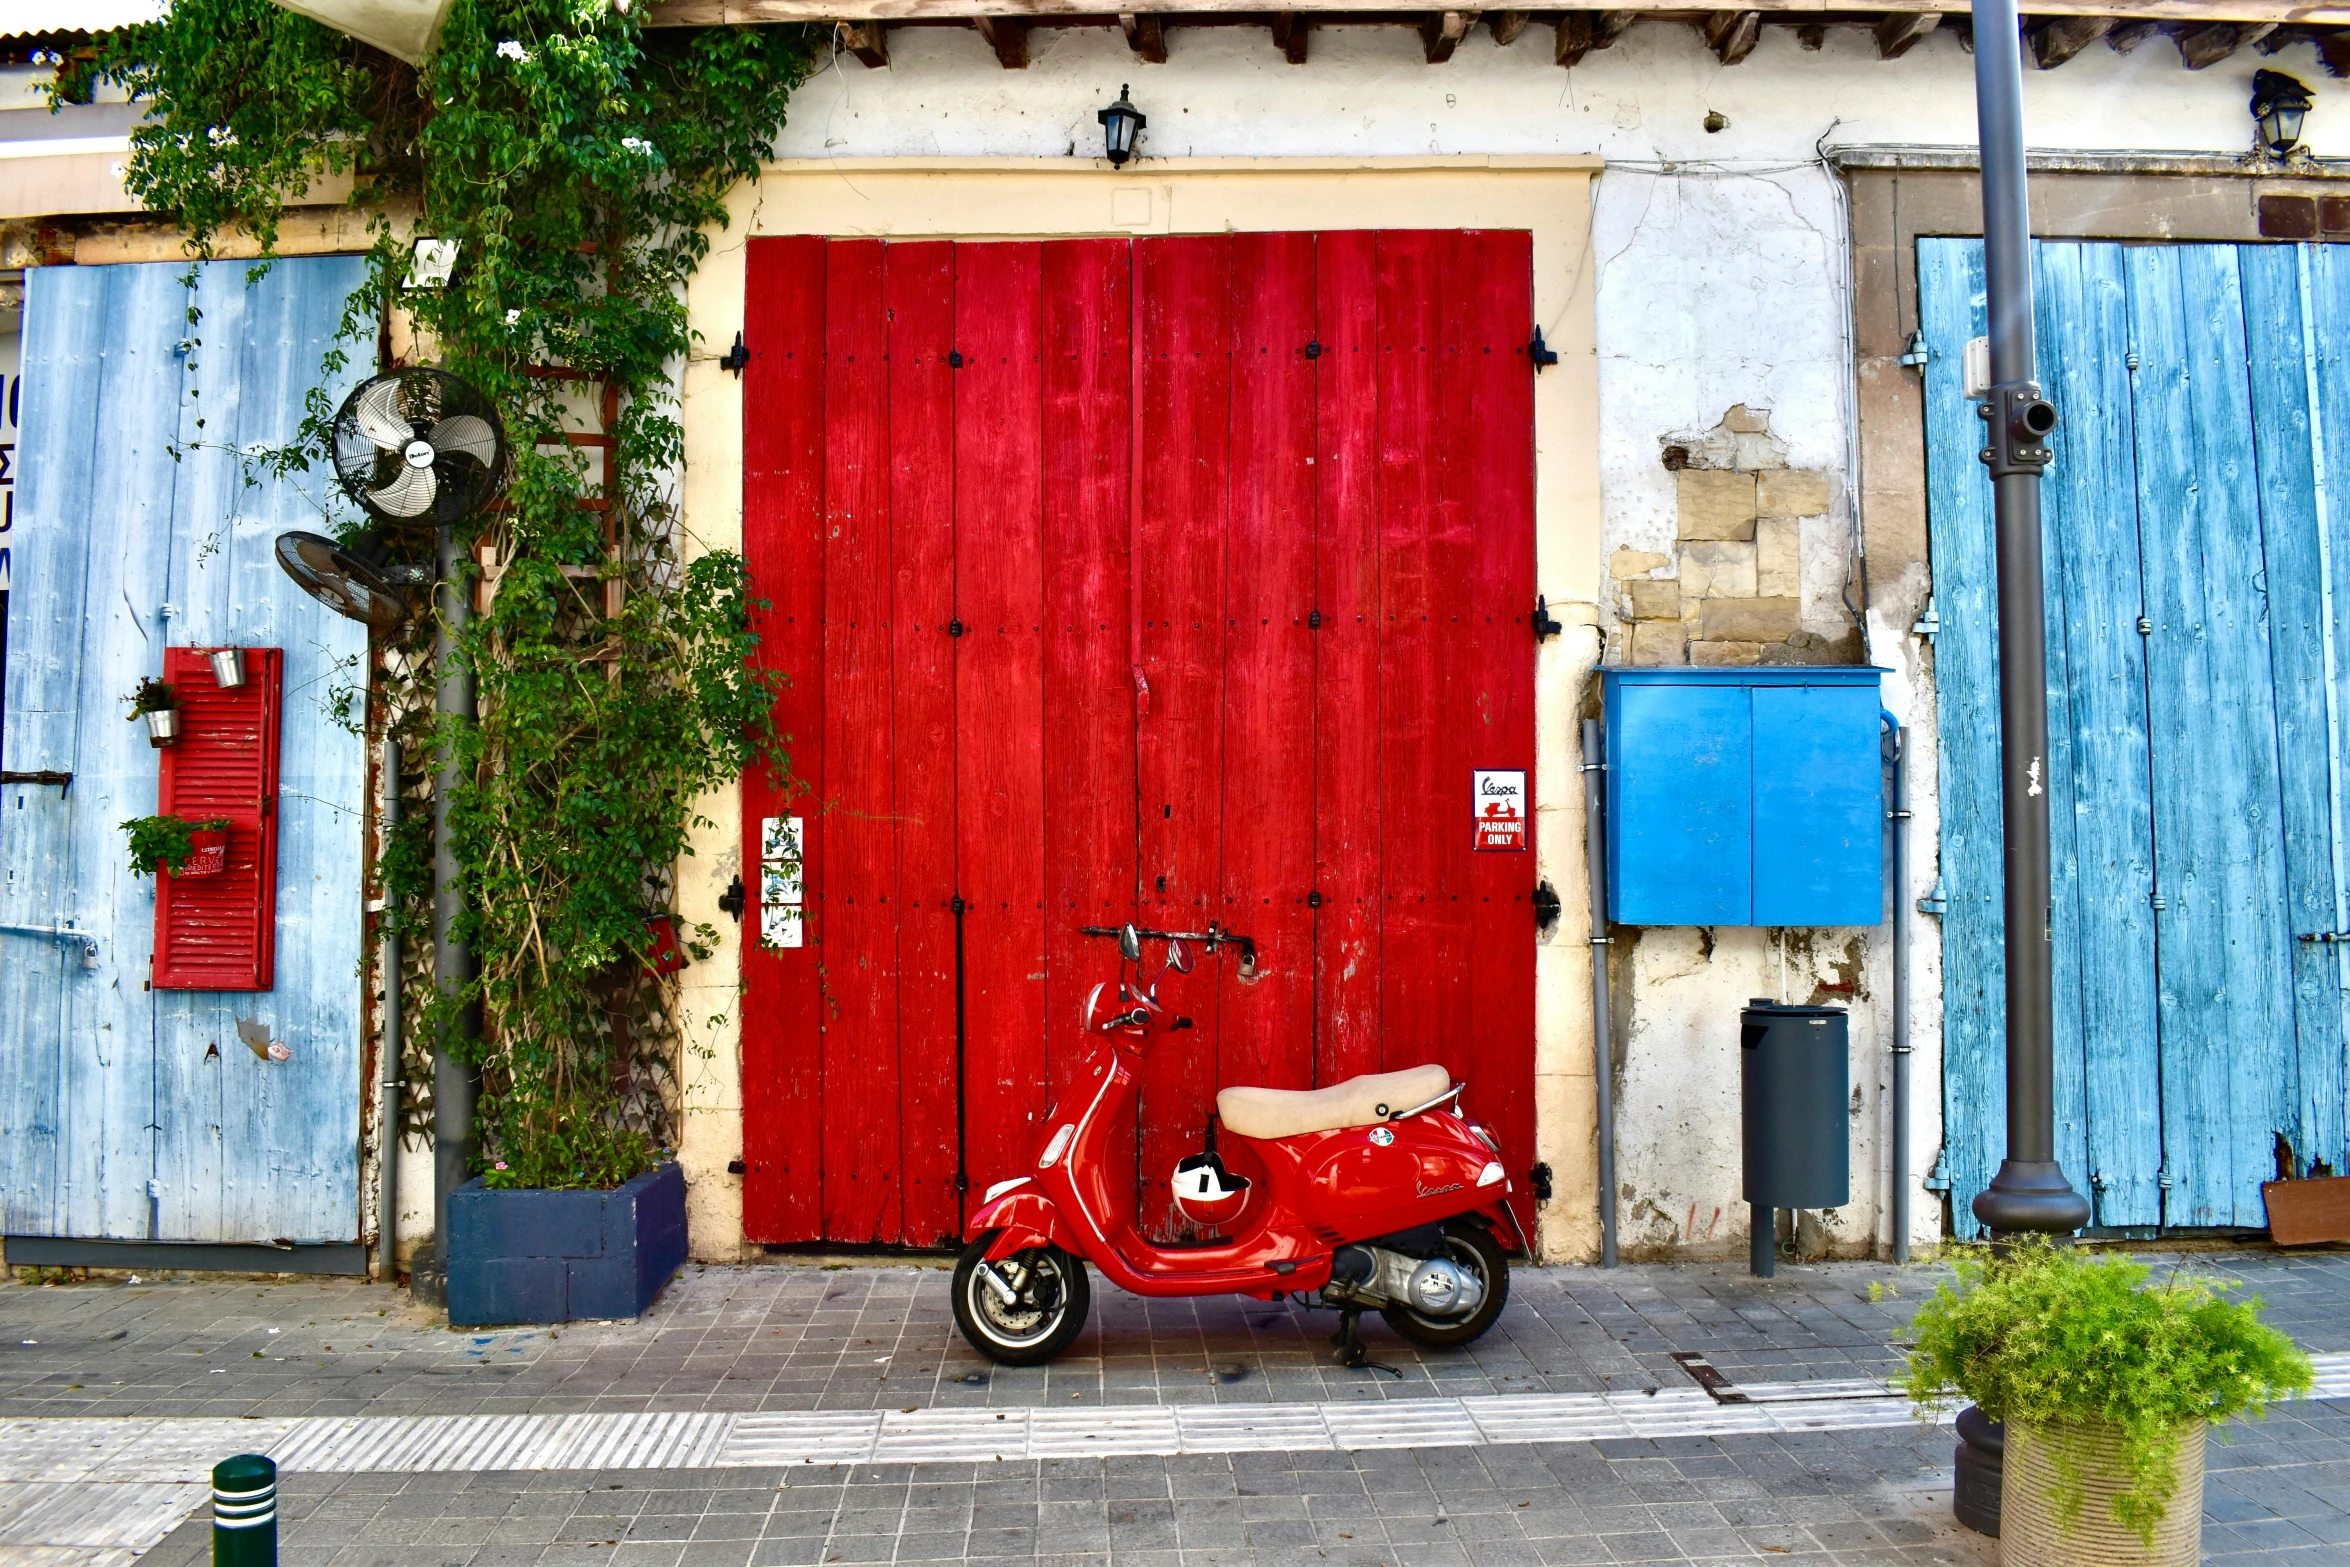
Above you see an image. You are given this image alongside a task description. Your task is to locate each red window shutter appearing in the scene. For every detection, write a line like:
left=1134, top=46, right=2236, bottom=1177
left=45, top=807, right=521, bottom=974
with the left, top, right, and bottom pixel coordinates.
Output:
left=153, top=646, right=282, bottom=991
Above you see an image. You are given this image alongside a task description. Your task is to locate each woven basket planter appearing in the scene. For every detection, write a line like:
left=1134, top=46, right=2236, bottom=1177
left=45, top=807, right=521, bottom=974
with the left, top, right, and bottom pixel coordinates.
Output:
left=2000, top=1418, right=2204, bottom=1567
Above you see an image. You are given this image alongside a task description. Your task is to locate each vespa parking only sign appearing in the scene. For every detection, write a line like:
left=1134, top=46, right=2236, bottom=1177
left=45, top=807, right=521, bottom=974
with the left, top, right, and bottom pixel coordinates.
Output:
left=1473, top=770, right=1527, bottom=852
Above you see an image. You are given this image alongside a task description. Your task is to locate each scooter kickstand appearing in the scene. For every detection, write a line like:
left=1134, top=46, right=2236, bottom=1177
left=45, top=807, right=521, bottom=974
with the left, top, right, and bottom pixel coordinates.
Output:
left=1326, top=1309, right=1401, bottom=1376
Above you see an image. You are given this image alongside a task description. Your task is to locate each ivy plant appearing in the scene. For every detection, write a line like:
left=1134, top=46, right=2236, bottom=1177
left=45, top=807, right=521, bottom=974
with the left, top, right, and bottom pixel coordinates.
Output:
left=78, top=0, right=817, bottom=1190
left=122, top=814, right=229, bottom=877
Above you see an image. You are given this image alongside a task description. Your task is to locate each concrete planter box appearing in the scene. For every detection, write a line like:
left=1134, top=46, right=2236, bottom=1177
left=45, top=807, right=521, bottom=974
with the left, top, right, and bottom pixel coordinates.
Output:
left=446, top=1161, right=686, bottom=1326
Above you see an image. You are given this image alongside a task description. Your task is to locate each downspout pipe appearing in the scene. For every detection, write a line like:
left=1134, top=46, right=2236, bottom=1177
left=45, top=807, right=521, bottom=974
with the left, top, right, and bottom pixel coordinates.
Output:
left=1884, top=714, right=1911, bottom=1265
left=378, top=733, right=402, bottom=1285
left=423, top=522, right=480, bottom=1307
left=1581, top=718, right=1619, bottom=1268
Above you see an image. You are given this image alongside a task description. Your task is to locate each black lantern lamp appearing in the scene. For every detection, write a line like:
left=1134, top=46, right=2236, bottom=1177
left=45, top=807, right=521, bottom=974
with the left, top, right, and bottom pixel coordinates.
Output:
left=2252, top=69, right=2314, bottom=159
left=1098, top=85, right=1145, bottom=167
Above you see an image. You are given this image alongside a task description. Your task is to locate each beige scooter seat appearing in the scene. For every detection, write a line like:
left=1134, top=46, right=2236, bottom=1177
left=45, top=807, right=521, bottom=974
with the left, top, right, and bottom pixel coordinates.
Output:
left=1216, top=1063, right=1453, bottom=1141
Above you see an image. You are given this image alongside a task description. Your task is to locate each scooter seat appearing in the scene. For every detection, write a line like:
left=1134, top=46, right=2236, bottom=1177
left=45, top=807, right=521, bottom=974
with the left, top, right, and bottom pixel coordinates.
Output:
left=1216, top=1063, right=1452, bottom=1141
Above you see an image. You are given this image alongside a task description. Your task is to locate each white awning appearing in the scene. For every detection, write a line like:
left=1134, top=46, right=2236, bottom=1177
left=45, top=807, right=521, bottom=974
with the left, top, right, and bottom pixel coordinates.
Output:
left=270, top=0, right=452, bottom=62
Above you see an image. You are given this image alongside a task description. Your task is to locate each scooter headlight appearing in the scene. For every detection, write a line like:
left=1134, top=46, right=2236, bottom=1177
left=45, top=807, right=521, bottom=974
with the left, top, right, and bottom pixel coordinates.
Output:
left=1476, top=1161, right=1506, bottom=1188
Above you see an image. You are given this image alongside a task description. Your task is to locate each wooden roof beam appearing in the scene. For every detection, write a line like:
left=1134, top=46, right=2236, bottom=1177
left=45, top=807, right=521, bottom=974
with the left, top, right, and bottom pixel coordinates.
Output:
left=1119, top=11, right=1167, bottom=60
left=1489, top=8, right=1531, bottom=43
left=1873, top=10, right=1939, bottom=57
left=2032, top=13, right=2115, bottom=65
left=836, top=18, right=888, bottom=64
left=2171, top=17, right=2274, bottom=65
left=1422, top=9, right=1478, bottom=60
left=1271, top=10, right=1310, bottom=60
left=1703, top=8, right=1762, bottom=62
left=973, top=13, right=1028, bottom=64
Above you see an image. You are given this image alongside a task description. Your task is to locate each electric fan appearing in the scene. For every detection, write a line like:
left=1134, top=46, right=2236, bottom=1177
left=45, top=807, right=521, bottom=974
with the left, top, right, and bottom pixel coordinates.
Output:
left=329, top=366, right=509, bottom=526
left=274, top=530, right=430, bottom=631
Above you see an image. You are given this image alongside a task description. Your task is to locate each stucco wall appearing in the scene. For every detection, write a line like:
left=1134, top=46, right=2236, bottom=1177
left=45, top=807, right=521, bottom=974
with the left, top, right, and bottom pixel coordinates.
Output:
left=666, top=16, right=2347, bottom=1265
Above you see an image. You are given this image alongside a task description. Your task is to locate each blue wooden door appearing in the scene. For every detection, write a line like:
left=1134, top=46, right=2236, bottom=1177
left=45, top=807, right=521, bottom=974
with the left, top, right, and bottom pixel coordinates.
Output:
left=1922, top=238, right=2350, bottom=1234
left=0, top=256, right=370, bottom=1244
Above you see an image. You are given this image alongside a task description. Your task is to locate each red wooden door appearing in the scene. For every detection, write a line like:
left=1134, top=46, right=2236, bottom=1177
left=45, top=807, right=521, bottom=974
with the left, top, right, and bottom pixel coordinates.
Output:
left=741, top=232, right=1536, bottom=1248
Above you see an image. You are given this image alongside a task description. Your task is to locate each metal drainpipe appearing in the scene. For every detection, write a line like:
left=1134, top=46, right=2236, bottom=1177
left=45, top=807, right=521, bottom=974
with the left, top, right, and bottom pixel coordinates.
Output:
left=424, top=521, right=480, bottom=1307
left=1886, top=717, right=1912, bottom=1265
left=1581, top=718, right=1620, bottom=1268
left=378, top=733, right=402, bottom=1285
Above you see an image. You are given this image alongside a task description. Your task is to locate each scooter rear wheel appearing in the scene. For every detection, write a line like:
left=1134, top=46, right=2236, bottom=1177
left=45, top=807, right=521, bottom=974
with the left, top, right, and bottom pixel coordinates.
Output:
left=1379, top=1222, right=1510, bottom=1349
left=953, top=1233, right=1092, bottom=1365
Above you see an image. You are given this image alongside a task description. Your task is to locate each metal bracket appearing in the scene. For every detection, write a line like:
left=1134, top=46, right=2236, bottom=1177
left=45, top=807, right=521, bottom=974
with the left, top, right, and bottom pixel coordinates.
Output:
left=1304, top=340, right=1324, bottom=361
left=1528, top=326, right=1559, bottom=371
left=1528, top=1161, right=1555, bottom=1202
left=947, top=619, right=966, bottom=638
left=1897, top=330, right=1932, bottom=369
left=947, top=349, right=965, bottom=369
left=1306, top=891, right=1323, bottom=909
left=1977, top=380, right=2058, bottom=479
left=1911, top=599, right=1940, bottom=640
left=720, top=332, right=750, bottom=377
left=0, top=922, right=99, bottom=968
left=0, top=770, right=71, bottom=789
left=1531, top=880, right=1562, bottom=929
left=1916, top=881, right=1948, bottom=916
left=2299, top=930, right=2350, bottom=943
left=1307, top=609, right=1323, bottom=630
left=717, top=876, right=745, bottom=922
left=1531, top=594, right=1564, bottom=642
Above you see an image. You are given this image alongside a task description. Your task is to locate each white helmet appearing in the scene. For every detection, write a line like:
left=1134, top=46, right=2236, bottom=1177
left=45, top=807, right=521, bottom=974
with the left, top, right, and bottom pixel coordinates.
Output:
left=1171, top=1151, right=1251, bottom=1229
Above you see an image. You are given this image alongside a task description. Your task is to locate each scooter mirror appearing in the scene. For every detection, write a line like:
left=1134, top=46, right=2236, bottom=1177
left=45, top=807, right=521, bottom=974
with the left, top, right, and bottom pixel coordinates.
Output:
left=1166, top=938, right=1193, bottom=974
left=1119, top=924, right=1143, bottom=962
left=1081, top=981, right=1106, bottom=1031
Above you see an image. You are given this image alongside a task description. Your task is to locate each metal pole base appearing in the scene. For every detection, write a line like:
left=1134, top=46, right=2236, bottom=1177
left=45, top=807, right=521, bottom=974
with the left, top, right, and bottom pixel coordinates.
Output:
left=1750, top=1203, right=1776, bottom=1278
left=1970, top=1158, right=2091, bottom=1236
left=1953, top=1405, right=2005, bottom=1536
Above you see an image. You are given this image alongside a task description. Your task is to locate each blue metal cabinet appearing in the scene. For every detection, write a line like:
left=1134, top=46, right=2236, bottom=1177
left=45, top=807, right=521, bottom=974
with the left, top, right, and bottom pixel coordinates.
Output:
left=1603, top=667, right=1886, bottom=927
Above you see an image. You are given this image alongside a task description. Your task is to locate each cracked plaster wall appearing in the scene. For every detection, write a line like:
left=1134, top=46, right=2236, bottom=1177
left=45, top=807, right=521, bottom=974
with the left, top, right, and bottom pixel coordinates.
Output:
left=712, top=20, right=2326, bottom=1262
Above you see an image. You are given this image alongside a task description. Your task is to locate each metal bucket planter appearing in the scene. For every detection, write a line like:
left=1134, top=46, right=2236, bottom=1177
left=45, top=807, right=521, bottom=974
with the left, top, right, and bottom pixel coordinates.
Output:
left=143, top=707, right=180, bottom=746
left=2000, top=1419, right=2204, bottom=1567
left=177, top=827, right=228, bottom=878
left=207, top=647, right=246, bottom=689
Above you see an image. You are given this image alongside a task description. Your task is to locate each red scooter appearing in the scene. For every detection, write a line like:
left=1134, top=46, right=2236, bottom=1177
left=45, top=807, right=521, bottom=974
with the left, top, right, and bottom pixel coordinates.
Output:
left=952, top=923, right=1525, bottom=1368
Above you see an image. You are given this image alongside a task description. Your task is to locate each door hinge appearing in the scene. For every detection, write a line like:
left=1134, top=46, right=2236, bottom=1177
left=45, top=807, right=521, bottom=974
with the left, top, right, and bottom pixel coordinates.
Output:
left=2151, top=891, right=2168, bottom=911
left=1306, top=891, right=1323, bottom=909
left=947, top=349, right=965, bottom=369
left=1922, top=1153, right=1952, bottom=1193
left=1917, top=881, right=1948, bottom=916
left=1527, top=326, right=1559, bottom=371
left=1528, top=1162, right=1555, bottom=1202
left=2157, top=1162, right=2174, bottom=1191
left=947, top=619, right=966, bottom=638
left=950, top=894, right=967, bottom=915
left=1303, top=340, right=1324, bottom=360
left=1307, top=609, right=1323, bottom=630
left=1532, top=594, right=1564, bottom=641
left=2126, top=351, right=2141, bottom=372
left=718, top=876, right=746, bottom=922
left=720, top=332, right=750, bottom=376
left=1532, top=881, right=1562, bottom=928
left=1911, top=598, right=1940, bottom=640
left=1897, top=330, right=1932, bottom=369
left=2137, top=616, right=2153, bottom=635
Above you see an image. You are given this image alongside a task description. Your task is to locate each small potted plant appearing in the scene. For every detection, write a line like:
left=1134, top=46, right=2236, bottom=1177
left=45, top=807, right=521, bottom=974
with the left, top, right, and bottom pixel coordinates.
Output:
left=1896, top=1239, right=2312, bottom=1565
left=121, top=814, right=230, bottom=878
left=127, top=677, right=179, bottom=746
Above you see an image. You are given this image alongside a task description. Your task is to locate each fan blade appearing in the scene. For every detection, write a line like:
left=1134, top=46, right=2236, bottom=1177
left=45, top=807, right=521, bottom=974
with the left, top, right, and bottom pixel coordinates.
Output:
left=426, top=413, right=497, bottom=468
left=368, top=463, right=438, bottom=519
left=354, top=378, right=415, bottom=450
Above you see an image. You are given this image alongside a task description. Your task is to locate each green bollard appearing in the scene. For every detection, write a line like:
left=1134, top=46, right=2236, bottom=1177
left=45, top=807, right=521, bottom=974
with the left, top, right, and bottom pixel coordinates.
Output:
left=210, top=1454, right=276, bottom=1567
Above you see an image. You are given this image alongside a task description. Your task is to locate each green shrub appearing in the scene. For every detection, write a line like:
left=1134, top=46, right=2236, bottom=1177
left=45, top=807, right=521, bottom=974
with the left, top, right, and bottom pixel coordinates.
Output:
left=1896, top=1239, right=2312, bottom=1542
left=120, top=814, right=228, bottom=877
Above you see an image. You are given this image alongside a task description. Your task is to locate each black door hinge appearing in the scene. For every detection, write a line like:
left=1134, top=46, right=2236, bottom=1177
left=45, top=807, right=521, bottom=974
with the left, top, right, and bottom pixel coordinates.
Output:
left=1307, top=609, right=1323, bottom=630
left=718, top=875, right=746, bottom=922
left=1532, top=881, right=1563, bottom=928
left=947, top=349, right=965, bottom=369
left=1529, top=1162, right=1555, bottom=1202
left=726, top=1158, right=746, bottom=1175
left=947, top=619, right=966, bottom=637
left=950, top=894, right=967, bottom=915
left=1528, top=326, right=1559, bottom=371
left=1532, top=594, right=1563, bottom=641
left=1306, top=891, right=1323, bottom=909
left=1304, top=340, right=1324, bottom=360
left=955, top=1173, right=970, bottom=1193
left=721, top=332, right=750, bottom=376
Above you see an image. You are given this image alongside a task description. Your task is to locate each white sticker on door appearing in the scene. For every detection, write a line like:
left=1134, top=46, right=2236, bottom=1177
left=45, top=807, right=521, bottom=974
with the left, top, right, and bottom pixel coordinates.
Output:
left=1473, top=770, right=1527, bottom=852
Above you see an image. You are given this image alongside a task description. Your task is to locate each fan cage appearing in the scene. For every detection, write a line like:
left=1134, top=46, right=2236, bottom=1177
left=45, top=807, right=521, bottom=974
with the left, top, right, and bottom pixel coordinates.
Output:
left=331, top=367, right=511, bottom=527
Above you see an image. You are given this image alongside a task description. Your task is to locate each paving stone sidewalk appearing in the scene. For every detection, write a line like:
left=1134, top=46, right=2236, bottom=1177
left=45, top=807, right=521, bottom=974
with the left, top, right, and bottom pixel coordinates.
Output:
left=1, top=1248, right=2344, bottom=1565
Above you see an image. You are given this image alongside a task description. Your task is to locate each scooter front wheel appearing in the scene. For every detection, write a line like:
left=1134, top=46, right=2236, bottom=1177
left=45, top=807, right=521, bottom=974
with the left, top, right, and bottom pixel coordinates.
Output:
left=952, top=1233, right=1092, bottom=1366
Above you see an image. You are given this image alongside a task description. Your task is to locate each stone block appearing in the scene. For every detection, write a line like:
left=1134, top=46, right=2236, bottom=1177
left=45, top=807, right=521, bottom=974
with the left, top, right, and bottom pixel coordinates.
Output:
left=1759, top=469, right=1833, bottom=519
left=1680, top=540, right=1756, bottom=599
left=1626, top=579, right=1681, bottom=620
left=1676, top=470, right=1757, bottom=541
left=1733, top=433, right=1784, bottom=471
left=1757, top=516, right=1801, bottom=597
left=1629, top=620, right=1686, bottom=666
left=1690, top=640, right=1763, bottom=667
left=1721, top=403, right=1772, bottom=434
left=1699, top=596, right=1801, bottom=643
left=1610, top=547, right=1669, bottom=579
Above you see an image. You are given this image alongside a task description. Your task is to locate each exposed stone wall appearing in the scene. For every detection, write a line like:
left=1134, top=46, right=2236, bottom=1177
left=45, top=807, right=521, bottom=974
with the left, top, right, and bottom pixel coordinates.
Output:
left=1609, top=405, right=1862, bottom=670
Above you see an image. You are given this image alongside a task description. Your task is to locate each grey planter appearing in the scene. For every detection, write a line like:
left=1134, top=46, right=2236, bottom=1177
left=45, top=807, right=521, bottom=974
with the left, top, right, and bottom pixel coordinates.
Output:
left=445, top=1161, right=686, bottom=1327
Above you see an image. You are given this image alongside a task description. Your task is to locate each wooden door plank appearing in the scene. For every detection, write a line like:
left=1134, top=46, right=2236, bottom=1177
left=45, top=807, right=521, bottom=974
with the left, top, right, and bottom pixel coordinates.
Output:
left=887, top=241, right=963, bottom=1248
left=1219, top=232, right=1317, bottom=1102
left=1040, top=239, right=1138, bottom=1120
left=2244, top=243, right=2348, bottom=1182
left=1915, top=237, right=2004, bottom=1235
left=819, top=239, right=901, bottom=1244
left=2129, top=244, right=2301, bottom=1228
left=1134, top=234, right=1230, bottom=1238
left=2035, top=242, right=2160, bottom=1228
left=2299, top=243, right=2350, bottom=1179
left=741, top=235, right=829, bottom=1243
left=1312, top=231, right=1383, bottom=1089
left=0, top=263, right=110, bottom=1238
left=954, top=241, right=1050, bottom=1205
left=1375, top=231, right=1470, bottom=1081
left=1453, top=229, right=1539, bottom=1222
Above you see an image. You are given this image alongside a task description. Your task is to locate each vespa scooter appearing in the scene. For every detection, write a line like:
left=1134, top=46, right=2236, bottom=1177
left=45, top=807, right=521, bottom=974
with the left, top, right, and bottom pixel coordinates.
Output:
left=951, top=922, right=1525, bottom=1368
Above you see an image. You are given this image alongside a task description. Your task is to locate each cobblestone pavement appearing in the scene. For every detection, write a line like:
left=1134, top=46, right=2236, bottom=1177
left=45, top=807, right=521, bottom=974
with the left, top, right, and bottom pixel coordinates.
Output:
left=1, top=1249, right=2344, bottom=1565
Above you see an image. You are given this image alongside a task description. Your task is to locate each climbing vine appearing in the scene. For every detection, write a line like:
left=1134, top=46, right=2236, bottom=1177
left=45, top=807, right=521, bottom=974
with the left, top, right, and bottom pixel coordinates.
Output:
left=76, top=0, right=820, bottom=1190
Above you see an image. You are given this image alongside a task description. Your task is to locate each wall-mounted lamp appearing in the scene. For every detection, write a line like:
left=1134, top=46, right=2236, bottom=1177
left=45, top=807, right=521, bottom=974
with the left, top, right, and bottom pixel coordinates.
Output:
left=2252, top=70, right=2314, bottom=160
left=407, top=236, right=460, bottom=290
left=1098, top=85, right=1145, bottom=167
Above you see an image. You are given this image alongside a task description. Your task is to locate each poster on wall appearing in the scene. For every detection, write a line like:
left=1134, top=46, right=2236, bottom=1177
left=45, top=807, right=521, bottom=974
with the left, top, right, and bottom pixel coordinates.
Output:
left=1473, top=769, right=1526, bottom=852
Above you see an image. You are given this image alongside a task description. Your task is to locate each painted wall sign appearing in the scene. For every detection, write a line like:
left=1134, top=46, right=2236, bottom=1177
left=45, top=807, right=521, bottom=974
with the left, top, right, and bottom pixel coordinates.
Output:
left=1473, top=769, right=1527, bottom=851
left=760, top=814, right=804, bottom=948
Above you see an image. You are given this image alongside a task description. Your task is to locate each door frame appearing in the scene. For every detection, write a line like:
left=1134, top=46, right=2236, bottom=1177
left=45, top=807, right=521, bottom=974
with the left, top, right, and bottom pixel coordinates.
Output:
left=674, top=156, right=1606, bottom=1262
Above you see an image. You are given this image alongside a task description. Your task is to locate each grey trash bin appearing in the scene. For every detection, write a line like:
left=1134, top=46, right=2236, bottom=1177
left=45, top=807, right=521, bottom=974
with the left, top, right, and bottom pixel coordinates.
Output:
left=1741, top=999, right=1850, bottom=1277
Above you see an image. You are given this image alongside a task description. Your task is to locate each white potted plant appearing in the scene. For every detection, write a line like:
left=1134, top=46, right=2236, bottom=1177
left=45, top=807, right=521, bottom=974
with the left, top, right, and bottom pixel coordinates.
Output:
left=127, top=676, right=180, bottom=746
left=1896, top=1239, right=2312, bottom=1566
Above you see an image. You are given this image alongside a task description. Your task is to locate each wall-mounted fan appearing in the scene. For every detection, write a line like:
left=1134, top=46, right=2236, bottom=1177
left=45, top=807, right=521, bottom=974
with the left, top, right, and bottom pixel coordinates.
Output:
left=330, top=366, right=509, bottom=526
left=275, top=530, right=430, bottom=631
